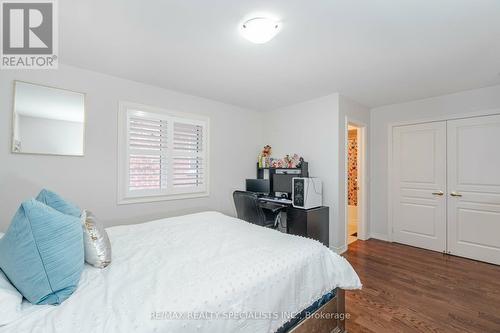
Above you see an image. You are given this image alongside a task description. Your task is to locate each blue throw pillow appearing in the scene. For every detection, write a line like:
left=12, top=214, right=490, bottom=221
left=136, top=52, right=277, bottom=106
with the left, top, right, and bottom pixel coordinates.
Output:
left=0, top=199, right=84, bottom=305
left=36, top=189, right=81, bottom=217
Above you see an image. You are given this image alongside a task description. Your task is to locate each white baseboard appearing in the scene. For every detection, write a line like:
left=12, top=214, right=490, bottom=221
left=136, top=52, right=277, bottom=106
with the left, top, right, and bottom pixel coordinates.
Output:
left=369, top=232, right=390, bottom=241
left=329, top=234, right=390, bottom=254
left=330, top=244, right=348, bottom=254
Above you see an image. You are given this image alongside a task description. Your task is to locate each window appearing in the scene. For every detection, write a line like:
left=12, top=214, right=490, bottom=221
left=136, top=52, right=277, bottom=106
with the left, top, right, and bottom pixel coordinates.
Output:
left=118, top=102, right=209, bottom=204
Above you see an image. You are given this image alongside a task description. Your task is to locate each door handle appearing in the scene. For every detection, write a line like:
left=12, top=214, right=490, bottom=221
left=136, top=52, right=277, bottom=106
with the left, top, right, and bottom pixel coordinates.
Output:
left=450, top=192, right=462, bottom=197
left=432, top=191, right=444, bottom=196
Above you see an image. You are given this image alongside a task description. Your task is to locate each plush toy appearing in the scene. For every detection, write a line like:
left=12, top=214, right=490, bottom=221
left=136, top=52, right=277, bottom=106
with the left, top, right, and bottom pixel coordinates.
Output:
left=291, top=154, right=301, bottom=168
left=262, top=145, right=272, bottom=157
left=274, top=159, right=284, bottom=168
left=269, top=154, right=303, bottom=168
left=283, top=154, right=293, bottom=168
left=260, top=148, right=303, bottom=169
left=258, top=145, right=272, bottom=168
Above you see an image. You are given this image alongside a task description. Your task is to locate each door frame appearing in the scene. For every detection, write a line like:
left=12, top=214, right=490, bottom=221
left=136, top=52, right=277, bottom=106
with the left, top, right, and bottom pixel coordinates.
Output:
left=387, top=108, right=500, bottom=242
left=344, top=117, right=368, bottom=246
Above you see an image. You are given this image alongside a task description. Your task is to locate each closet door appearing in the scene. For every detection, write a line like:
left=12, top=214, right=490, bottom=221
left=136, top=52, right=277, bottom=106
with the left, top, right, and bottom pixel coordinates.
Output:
left=447, top=114, right=500, bottom=265
left=392, top=122, right=447, bottom=252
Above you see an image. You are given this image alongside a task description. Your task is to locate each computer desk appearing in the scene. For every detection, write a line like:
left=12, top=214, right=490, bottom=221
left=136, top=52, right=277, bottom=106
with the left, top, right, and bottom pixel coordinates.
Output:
left=257, top=197, right=329, bottom=247
left=258, top=196, right=292, bottom=205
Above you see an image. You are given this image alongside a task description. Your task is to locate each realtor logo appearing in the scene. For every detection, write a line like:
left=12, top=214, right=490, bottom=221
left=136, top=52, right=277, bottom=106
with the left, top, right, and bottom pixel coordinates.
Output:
left=1, top=0, right=58, bottom=69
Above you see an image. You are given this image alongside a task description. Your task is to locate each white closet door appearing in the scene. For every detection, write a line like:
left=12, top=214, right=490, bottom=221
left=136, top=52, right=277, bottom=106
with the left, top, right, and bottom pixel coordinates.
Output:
left=447, top=114, right=500, bottom=265
left=392, top=122, right=447, bottom=252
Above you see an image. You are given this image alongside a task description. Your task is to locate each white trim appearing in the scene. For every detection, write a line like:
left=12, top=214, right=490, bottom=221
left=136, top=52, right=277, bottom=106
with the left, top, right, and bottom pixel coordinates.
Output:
left=386, top=108, right=500, bottom=242
left=330, top=244, right=348, bottom=255
left=344, top=116, right=368, bottom=250
left=117, top=192, right=209, bottom=205
left=387, top=122, right=394, bottom=242
left=358, top=123, right=368, bottom=241
left=117, top=101, right=210, bottom=205
left=369, top=232, right=389, bottom=242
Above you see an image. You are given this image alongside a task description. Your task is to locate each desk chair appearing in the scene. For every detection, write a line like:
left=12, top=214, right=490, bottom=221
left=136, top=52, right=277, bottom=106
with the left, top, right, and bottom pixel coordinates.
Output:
left=233, top=191, right=282, bottom=229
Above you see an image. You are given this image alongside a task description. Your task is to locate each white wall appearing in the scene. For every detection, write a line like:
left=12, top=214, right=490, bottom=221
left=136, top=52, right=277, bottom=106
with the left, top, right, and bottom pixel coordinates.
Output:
left=264, top=93, right=370, bottom=252
left=18, top=115, right=84, bottom=155
left=338, top=96, right=370, bottom=247
left=370, top=84, right=500, bottom=239
left=264, top=93, right=341, bottom=249
left=0, top=65, right=264, bottom=231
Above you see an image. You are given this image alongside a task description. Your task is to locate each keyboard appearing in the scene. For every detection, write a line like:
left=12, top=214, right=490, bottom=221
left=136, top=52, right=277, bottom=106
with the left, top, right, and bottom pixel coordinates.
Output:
left=259, top=196, right=292, bottom=205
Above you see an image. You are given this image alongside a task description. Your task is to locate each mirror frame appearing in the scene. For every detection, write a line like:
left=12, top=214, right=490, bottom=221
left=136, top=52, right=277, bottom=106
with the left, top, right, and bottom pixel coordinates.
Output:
left=11, top=80, right=87, bottom=157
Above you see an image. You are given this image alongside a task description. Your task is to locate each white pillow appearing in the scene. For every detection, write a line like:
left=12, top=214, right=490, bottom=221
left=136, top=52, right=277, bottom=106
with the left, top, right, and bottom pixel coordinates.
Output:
left=81, top=210, right=112, bottom=268
left=0, top=233, right=23, bottom=326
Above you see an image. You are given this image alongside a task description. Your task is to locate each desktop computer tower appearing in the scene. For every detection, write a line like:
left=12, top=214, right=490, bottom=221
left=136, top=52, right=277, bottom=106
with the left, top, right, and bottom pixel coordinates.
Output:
left=292, top=177, right=322, bottom=209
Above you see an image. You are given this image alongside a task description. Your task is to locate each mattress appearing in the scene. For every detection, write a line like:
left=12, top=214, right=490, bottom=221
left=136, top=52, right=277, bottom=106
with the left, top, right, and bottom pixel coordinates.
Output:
left=1, top=211, right=361, bottom=333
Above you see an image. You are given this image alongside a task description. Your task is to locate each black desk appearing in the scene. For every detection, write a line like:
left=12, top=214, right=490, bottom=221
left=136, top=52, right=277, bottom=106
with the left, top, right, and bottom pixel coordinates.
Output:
left=257, top=198, right=289, bottom=232
left=258, top=196, right=292, bottom=205
left=287, top=206, right=329, bottom=247
left=257, top=198, right=329, bottom=247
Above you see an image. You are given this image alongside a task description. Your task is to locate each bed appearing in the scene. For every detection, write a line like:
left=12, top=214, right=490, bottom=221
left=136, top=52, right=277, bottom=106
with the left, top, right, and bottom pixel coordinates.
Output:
left=0, top=211, right=361, bottom=333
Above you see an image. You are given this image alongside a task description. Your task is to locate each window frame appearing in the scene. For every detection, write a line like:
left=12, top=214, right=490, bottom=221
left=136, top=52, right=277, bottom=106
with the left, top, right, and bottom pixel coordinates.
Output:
left=117, top=101, right=210, bottom=204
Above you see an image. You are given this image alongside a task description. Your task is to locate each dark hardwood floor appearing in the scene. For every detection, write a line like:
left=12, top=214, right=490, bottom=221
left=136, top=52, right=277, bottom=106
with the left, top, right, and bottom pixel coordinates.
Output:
left=342, top=239, right=500, bottom=333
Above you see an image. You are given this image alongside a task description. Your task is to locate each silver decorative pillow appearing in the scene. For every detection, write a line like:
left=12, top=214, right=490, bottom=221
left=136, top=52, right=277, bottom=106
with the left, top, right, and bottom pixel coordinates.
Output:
left=81, top=210, right=112, bottom=268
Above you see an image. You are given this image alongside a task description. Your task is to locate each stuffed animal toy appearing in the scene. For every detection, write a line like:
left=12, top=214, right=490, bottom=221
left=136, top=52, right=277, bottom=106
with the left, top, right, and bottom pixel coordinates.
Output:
left=262, top=145, right=272, bottom=157
left=258, top=145, right=272, bottom=167
left=261, top=149, right=303, bottom=169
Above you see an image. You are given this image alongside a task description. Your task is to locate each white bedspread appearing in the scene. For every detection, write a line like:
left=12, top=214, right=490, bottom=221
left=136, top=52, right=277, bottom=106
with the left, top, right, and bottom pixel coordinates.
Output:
left=1, top=212, right=361, bottom=333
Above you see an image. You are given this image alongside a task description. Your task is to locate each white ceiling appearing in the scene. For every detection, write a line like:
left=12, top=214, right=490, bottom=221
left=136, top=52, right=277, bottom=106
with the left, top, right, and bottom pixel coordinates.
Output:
left=60, top=0, right=500, bottom=111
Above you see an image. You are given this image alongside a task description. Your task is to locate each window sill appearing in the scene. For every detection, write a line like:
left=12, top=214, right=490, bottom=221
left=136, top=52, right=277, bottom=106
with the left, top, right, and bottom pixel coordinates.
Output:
left=117, top=191, right=209, bottom=205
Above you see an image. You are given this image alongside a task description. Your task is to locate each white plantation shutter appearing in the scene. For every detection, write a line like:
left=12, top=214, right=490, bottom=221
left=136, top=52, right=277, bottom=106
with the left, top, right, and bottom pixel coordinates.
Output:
left=128, top=115, right=168, bottom=192
left=119, top=104, right=209, bottom=203
left=172, top=122, right=205, bottom=188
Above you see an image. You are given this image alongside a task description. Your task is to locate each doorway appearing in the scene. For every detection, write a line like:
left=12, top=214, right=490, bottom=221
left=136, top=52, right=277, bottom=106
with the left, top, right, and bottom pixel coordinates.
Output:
left=347, top=125, right=360, bottom=244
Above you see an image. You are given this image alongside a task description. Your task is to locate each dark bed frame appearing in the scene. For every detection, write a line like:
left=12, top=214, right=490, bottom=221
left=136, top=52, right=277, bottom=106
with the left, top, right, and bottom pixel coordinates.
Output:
left=287, top=288, right=346, bottom=333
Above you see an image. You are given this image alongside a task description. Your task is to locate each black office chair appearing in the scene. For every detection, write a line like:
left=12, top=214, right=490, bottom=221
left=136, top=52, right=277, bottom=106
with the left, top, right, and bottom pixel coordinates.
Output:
left=233, top=191, right=282, bottom=228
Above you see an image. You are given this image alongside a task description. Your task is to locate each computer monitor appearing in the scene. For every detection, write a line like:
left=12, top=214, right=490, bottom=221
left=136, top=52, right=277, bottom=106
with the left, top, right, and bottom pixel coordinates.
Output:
left=246, top=179, right=270, bottom=194
left=272, top=174, right=294, bottom=193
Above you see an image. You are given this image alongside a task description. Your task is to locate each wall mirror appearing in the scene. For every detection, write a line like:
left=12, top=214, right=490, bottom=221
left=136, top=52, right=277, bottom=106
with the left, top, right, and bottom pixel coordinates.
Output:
left=12, top=81, right=85, bottom=156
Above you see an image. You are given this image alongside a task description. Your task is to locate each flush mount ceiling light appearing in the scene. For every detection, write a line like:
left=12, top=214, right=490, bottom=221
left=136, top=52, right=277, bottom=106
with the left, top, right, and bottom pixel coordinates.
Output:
left=240, top=17, right=280, bottom=44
